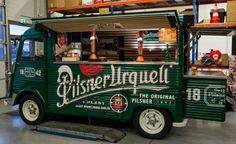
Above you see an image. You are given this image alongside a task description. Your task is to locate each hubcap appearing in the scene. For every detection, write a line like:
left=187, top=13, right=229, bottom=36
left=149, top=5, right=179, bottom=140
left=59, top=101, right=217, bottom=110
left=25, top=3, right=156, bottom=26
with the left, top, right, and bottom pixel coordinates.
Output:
left=22, top=100, right=39, bottom=122
left=139, top=109, right=165, bottom=134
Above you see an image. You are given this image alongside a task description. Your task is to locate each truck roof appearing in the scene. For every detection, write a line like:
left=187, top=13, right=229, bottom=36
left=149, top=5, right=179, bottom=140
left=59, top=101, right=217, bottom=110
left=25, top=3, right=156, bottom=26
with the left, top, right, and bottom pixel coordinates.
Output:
left=32, top=10, right=179, bottom=33
left=22, top=27, right=43, bottom=37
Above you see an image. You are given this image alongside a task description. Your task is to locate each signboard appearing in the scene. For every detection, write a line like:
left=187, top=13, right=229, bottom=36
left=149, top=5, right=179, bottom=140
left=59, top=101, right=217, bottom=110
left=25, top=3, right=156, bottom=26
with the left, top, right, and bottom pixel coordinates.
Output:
left=56, top=64, right=173, bottom=108
left=143, top=30, right=159, bottom=43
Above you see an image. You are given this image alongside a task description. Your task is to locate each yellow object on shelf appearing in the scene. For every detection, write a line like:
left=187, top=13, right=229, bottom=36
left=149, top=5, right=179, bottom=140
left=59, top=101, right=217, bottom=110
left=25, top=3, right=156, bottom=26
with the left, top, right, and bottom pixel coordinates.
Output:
left=221, top=54, right=229, bottom=66
left=99, top=7, right=110, bottom=14
left=191, top=66, right=197, bottom=75
left=65, top=0, right=82, bottom=7
left=48, top=0, right=66, bottom=8
left=54, top=0, right=65, bottom=8
left=104, top=0, right=111, bottom=2
left=82, top=0, right=94, bottom=5
left=48, top=0, right=55, bottom=8
left=159, top=28, right=176, bottom=43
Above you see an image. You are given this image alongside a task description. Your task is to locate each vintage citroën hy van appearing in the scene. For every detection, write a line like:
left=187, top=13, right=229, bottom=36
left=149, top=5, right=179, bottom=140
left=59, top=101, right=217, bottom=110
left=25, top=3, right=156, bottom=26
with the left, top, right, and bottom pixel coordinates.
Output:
left=5, top=10, right=227, bottom=139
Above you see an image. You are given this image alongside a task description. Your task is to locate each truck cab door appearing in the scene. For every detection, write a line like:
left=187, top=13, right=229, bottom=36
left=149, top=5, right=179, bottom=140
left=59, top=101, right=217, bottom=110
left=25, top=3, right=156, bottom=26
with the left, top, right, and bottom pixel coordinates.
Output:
left=10, top=35, right=46, bottom=102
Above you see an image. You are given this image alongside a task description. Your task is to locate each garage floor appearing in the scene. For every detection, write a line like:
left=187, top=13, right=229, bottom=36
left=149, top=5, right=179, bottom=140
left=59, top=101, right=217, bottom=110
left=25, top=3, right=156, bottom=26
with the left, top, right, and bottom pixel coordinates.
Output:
left=1, top=99, right=236, bottom=144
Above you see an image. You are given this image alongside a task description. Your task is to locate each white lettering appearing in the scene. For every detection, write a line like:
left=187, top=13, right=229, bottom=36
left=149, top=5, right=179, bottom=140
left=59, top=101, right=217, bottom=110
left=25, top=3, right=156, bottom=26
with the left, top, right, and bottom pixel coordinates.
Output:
left=139, top=71, right=150, bottom=84
left=122, top=72, right=129, bottom=85
left=56, top=65, right=73, bottom=107
left=110, top=65, right=122, bottom=86
left=95, top=76, right=103, bottom=89
left=56, top=65, right=173, bottom=107
left=159, top=65, right=164, bottom=83
left=129, top=72, right=138, bottom=88
left=103, top=75, right=110, bottom=88
left=149, top=71, right=158, bottom=83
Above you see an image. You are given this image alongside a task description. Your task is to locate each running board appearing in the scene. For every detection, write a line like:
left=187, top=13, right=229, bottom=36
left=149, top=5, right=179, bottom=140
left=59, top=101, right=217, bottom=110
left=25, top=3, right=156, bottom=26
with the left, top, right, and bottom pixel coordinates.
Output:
left=35, top=121, right=126, bottom=143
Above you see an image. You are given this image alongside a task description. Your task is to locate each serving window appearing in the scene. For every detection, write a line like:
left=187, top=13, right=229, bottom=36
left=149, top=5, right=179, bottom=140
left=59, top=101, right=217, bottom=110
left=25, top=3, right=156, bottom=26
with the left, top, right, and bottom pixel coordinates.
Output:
left=54, top=29, right=178, bottom=63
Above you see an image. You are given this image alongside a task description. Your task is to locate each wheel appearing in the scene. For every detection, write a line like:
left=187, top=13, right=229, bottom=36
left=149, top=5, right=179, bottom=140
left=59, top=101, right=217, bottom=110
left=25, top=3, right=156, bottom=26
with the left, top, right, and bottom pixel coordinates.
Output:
left=19, top=94, right=45, bottom=125
left=133, top=108, right=172, bottom=139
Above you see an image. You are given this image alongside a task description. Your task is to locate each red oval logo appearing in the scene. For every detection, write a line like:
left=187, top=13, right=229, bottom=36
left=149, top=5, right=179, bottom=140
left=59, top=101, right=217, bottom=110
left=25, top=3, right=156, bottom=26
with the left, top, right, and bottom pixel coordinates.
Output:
left=79, top=64, right=104, bottom=77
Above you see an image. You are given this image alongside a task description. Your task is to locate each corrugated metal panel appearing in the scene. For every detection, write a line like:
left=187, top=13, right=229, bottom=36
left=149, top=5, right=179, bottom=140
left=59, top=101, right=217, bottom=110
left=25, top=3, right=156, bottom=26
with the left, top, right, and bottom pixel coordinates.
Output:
left=47, top=63, right=182, bottom=121
left=12, top=61, right=46, bottom=102
left=184, top=77, right=226, bottom=121
left=97, top=31, right=177, bottom=61
left=98, top=31, right=176, bottom=48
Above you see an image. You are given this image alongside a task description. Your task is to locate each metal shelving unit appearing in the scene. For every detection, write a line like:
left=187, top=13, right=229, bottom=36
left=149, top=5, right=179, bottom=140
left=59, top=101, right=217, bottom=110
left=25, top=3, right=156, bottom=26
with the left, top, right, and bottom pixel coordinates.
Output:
left=192, top=0, right=199, bottom=64
left=189, top=23, right=236, bottom=69
left=48, top=0, right=169, bottom=15
left=190, top=0, right=234, bottom=64
left=46, top=0, right=227, bottom=16
left=191, top=23, right=236, bottom=35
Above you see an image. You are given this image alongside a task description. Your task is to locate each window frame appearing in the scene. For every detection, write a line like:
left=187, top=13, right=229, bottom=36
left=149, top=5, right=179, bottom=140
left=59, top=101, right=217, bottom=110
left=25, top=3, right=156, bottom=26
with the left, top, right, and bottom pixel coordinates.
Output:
left=19, top=37, right=45, bottom=61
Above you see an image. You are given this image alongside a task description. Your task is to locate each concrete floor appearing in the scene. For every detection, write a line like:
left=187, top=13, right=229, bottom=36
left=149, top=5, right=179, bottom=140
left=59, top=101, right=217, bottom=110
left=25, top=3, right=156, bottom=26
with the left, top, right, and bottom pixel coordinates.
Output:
left=1, top=99, right=236, bottom=144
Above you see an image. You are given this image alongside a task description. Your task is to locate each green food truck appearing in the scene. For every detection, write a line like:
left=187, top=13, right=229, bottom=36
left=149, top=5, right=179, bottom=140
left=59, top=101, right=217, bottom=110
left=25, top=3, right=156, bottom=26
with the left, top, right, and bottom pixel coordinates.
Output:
left=5, top=10, right=227, bottom=139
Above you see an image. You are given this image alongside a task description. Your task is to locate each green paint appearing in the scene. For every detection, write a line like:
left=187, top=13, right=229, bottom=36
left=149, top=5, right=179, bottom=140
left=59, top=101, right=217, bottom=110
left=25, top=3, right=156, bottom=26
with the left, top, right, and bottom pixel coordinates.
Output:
left=184, top=77, right=226, bottom=121
left=165, top=46, right=171, bottom=62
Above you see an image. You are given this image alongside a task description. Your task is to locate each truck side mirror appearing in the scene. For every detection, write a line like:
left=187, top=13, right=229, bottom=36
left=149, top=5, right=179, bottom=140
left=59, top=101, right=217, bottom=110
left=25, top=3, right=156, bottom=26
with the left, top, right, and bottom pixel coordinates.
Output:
left=5, top=71, right=12, bottom=77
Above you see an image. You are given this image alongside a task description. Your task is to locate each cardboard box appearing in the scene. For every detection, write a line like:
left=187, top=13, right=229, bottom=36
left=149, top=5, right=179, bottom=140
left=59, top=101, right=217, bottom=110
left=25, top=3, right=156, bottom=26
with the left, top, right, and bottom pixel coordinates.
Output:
left=99, top=7, right=110, bottom=14
left=82, top=0, right=94, bottom=5
left=221, top=54, right=229, bottom=66
left=48, top=0, right=65, bottom=8
left=227, top=0, right=236, bottom=22
left=48, top=0, right=54, bottom=8
left=65, top=0, right=82, bottom=7
left=159, top=28, right=176, bottom=43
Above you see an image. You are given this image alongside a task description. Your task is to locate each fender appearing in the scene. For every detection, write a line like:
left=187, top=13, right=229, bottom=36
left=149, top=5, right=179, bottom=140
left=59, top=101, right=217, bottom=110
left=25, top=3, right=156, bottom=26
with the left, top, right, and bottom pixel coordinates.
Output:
left=126, top=104, right=183, bottom=123
left=13, top=88, right=46, bottom=109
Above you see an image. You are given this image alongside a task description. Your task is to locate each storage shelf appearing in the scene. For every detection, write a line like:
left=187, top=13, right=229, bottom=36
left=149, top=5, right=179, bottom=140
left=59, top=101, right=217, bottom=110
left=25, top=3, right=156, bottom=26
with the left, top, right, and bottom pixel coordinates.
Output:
left=191, top=22, right=236, bottom=36
left=48, top=0, right=168, bottom=14
left=48, top=0, right=227, bottom=15
left=192, top=22, right=236, bottom=29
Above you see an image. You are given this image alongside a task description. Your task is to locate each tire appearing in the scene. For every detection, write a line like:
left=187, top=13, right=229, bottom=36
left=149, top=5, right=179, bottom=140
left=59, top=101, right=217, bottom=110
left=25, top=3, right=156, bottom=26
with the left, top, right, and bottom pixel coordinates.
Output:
left=19, top=94, right=45, bottom=125
left=133, top=108, right=172, bottom=139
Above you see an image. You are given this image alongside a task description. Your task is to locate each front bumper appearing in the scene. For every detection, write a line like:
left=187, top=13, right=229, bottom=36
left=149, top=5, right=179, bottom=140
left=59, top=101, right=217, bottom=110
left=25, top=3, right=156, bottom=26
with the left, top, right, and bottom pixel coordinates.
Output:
left=173, top=119, right=188, bottom=128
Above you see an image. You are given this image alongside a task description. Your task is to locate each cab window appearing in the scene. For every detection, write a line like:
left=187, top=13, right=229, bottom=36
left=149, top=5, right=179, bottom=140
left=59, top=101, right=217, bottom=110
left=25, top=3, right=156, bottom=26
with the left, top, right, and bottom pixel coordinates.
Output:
left=21, top=39, right=44, bottom=61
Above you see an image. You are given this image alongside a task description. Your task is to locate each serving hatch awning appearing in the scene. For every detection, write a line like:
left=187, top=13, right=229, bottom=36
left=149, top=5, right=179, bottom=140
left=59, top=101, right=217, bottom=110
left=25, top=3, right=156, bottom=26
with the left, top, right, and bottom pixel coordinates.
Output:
left=32, top=10, right=180, bottom=32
